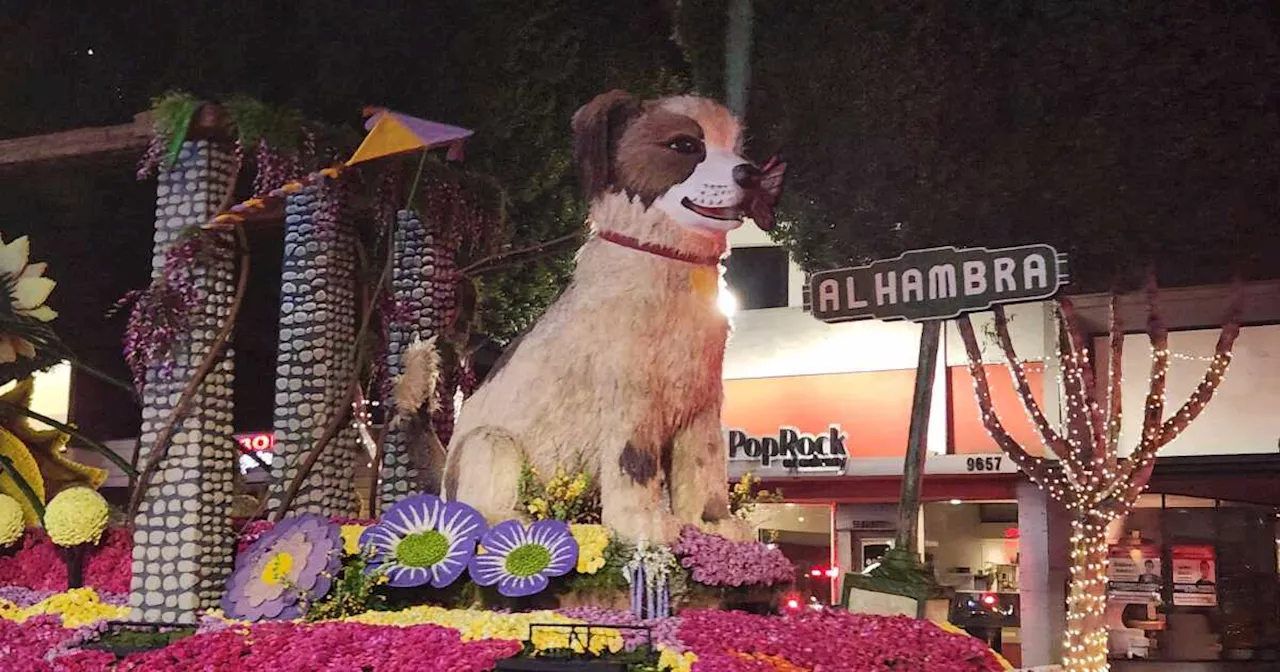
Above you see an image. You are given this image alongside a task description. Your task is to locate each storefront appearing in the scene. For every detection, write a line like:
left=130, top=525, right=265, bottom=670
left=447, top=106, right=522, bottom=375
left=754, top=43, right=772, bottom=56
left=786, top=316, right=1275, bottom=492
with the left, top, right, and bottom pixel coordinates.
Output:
left=1102, top=455, right=1280, bottom=670
left=719, top=304, right=1051, bottom=667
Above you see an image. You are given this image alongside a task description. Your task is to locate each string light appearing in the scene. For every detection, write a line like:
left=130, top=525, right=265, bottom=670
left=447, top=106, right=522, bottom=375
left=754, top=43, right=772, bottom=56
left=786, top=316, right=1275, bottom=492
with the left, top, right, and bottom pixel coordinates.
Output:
left=957, top=300, right=1239, bottom=672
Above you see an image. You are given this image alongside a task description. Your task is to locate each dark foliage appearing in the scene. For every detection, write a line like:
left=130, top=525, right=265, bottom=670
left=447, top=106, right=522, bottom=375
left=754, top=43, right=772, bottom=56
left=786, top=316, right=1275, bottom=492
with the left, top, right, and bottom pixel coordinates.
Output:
left=678, top=0, right=1280, bottom=291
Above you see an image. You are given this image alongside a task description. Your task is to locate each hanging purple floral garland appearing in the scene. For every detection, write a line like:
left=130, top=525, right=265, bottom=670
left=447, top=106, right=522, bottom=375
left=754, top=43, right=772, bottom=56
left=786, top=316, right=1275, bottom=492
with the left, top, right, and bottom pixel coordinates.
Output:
left=113, top=229, right=230, bottom=391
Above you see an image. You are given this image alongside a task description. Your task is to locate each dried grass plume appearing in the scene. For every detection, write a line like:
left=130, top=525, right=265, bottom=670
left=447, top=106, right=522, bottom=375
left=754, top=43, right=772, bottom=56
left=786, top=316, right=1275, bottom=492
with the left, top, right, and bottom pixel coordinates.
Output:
left=393, top=335, right=441, bottom=422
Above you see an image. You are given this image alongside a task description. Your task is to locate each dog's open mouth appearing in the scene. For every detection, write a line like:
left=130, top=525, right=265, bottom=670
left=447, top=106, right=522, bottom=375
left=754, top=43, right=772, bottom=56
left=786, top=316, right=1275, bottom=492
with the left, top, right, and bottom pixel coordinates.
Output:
left=681, top=198, right=743, bottom=222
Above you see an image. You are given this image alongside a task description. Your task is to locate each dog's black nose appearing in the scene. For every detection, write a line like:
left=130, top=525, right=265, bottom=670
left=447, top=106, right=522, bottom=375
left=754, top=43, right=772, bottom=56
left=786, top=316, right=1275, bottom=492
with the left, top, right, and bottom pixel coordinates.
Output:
left=733, top=163, right=762, bottom=189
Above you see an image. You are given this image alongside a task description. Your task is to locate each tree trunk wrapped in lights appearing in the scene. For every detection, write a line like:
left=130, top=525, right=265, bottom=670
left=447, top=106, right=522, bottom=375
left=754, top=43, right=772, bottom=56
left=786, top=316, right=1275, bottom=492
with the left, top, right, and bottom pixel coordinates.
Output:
left=264, top=178, right=361, bottom=517
left=956, top=278, right=1241, bottom=672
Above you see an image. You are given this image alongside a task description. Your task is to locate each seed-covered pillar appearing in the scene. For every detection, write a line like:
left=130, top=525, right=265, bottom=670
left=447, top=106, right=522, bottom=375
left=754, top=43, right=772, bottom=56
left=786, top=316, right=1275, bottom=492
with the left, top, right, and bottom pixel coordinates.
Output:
left=129, top=139, right=238, bottom=624
left=265, top=179, right=362, bottom=517
left=376, top=209, right=437, bottom=511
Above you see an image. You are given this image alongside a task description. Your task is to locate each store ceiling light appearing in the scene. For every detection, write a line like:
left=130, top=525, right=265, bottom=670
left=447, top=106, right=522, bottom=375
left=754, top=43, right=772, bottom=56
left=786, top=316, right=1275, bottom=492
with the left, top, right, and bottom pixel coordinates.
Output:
left=949, top=499, right=962, bottom=505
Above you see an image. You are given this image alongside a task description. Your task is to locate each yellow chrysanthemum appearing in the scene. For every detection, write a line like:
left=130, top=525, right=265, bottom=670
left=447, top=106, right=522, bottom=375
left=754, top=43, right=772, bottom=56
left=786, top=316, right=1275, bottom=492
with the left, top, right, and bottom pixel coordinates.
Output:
left=0, top=380, right=105, bottom=526
left=570, top=524, right=610, bottom=575
left=0, top=427, right=43, bottom=525
left=0, top=235, right=57, bottom=364
left=44, top=486, right=109, bottom=547
left=938, top=621, right=1013, bottom=670
left=0, top=587, right=129, bottom=628
left=0, top=493, right=23, bottom=546
left=340, top=524, right=367, bottom=556
left=341, top=606, right=623, bottom=654
left=658, top=647, right=698, bottom=672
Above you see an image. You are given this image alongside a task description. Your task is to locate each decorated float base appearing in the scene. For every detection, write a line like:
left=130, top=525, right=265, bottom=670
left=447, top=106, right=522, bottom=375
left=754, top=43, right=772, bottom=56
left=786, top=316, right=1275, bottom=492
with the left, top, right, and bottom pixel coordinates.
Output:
left=1, top=515, right=1014, bottom=672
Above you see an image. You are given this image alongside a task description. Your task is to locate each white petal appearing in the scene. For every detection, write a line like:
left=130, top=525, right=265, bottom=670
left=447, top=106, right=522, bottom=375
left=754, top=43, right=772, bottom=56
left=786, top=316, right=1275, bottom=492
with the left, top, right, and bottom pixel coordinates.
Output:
left=19, top=262, right=46, bottom=280
left=13, top=277, right=54, bottom=310
left=21, top=305, right=56, bottom=322
left=0, top=237, right=29, bottom=277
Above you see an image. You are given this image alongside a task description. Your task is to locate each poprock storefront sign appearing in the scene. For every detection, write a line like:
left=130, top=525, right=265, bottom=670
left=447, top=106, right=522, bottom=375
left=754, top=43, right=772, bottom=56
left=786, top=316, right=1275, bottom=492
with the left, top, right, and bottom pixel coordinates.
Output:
left=727, top=426, right=850, bottom=474
left=725, top=424, right=1018, bottom=479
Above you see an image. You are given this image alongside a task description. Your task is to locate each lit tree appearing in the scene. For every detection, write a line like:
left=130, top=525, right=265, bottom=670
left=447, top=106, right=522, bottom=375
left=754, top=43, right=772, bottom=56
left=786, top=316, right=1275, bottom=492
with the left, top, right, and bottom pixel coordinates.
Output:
left=955, top=278, right=1241, bottom=672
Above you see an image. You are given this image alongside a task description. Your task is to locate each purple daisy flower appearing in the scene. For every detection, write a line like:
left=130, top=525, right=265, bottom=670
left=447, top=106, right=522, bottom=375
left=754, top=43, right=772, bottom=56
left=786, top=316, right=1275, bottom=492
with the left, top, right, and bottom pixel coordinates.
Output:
left=220, top=513, right=342, bottom=621
left=468, top=520, right=578, bottom=598
left=359, top=494, right=487, bottom=588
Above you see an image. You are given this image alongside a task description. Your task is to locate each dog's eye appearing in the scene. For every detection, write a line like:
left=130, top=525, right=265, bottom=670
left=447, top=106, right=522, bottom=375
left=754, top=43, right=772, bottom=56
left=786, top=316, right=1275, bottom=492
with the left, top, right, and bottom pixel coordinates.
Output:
left=666, top=136, right=703, bottom=155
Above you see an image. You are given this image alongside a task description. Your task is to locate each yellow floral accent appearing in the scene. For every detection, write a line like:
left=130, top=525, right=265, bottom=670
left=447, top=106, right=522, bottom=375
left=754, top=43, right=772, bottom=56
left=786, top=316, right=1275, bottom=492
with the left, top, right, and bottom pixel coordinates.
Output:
left=0, top=426, right=43, bottom=525
left=340, top=524, right=367, bottom=556
left=340, top=606, right=623, bottom=654
left=261, top=552, right=294, bottom=585
left=0, top=587, right=129, bottom=628
left=44, top=487, right=109, bottom=547
left=570, top=524, right=610, bottom=575
left=242, top=198, right=266, bottom=209
left=937, top=621, right=1013, bottom=670
left=658, top=647, right=698, bottom=672
left=318, top=167, right=342, bottom=179
left=526, top=497, right=549, bottom=518
left=0, top=493, right=23, bottom=546
left=0, top=236, right=57, bottom=326
left=0, top=380, right=106, bottom=525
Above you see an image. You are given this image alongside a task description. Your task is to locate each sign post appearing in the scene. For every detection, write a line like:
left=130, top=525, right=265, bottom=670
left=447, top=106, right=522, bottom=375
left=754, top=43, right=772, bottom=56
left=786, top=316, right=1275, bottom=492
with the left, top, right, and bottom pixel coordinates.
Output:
left=809, top=244, right=1068, bottom=615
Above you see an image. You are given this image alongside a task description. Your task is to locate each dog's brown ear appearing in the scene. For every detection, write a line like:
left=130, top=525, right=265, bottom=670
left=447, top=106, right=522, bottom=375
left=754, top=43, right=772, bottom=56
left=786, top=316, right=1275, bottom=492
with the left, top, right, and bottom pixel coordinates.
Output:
left=572, top=90, right=641, bottom=200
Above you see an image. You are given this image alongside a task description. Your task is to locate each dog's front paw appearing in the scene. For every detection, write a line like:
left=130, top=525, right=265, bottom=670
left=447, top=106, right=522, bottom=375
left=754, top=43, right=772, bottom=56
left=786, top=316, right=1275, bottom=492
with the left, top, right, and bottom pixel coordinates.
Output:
left=608, top=511, right=684, bottom=546
left=702, top=516, right=755, bottom=543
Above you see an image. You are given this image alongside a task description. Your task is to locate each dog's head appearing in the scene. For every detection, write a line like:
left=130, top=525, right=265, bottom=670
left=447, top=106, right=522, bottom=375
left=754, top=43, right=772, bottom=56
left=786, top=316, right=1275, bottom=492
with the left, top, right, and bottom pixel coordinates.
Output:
left=572, top=90, right=786, bottom=235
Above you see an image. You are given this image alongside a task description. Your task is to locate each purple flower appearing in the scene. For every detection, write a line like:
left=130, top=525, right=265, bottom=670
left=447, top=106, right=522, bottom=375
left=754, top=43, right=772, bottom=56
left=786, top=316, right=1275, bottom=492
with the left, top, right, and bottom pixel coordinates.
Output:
left=469, top=520, right=577, bottom=597
left=671, top=525, right=795, bottom=588
left=220, top=513, right=342, bottom=621
left=360, top=494, right=487, bottom=588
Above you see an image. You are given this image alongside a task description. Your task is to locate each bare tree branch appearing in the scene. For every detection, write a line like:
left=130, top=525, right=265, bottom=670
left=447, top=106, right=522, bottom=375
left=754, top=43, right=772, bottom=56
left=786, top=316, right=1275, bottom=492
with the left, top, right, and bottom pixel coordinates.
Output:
left=991, top=306, right=1080, bottom=478
left=957, top=315, right=1054, bottom=490
left=1058, top=298, right=1106, bottom=458
left=1055, top=313, right=1096, bottom=460
left=1103, top=291, right=1125, bottom=468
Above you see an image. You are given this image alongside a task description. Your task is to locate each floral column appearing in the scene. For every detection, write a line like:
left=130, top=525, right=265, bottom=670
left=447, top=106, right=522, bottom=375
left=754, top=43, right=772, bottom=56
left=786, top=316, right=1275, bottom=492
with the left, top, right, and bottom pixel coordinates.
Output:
left=129, top=139, right=239, bottom=624
left=377, top=209, right=437, bottom=511
left=264, top=179, right=362, bottom=517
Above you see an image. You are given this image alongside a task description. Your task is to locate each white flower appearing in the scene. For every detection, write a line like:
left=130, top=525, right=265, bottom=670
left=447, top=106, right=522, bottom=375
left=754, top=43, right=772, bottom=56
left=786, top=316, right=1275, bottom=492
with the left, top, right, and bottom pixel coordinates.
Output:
left=0, top=235, right=57, bottom=364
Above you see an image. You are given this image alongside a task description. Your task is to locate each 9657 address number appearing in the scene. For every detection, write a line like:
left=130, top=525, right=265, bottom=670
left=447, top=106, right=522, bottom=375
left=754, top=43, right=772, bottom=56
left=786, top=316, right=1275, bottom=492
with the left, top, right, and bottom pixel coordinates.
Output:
left=966, top=456, right=1003, bottom=472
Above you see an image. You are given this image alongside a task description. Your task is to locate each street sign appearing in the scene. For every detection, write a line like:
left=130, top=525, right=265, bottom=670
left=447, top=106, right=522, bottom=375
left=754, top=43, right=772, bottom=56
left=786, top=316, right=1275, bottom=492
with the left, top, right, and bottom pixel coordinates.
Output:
left=809, top=244, right=1069, bottom=323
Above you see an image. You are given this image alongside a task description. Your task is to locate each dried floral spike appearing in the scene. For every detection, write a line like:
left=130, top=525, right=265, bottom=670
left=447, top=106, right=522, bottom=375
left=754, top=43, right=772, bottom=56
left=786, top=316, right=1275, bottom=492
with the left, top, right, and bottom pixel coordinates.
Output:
left=392, top=335, right=441, bottom=421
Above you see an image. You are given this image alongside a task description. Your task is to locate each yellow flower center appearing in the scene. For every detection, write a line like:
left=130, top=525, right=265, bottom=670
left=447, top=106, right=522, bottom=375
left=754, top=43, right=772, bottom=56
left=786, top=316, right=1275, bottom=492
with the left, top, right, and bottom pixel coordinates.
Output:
left=261, top=552, right=294, bottom=585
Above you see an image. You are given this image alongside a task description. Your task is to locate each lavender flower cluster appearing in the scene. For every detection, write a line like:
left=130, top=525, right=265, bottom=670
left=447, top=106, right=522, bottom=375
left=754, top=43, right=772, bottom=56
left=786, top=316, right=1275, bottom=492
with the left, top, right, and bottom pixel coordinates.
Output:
left=554, top=606, right=683, bottom=652
left=116, top=230, right=226, bottom=391
left=670, top=526, right=795, bottom=588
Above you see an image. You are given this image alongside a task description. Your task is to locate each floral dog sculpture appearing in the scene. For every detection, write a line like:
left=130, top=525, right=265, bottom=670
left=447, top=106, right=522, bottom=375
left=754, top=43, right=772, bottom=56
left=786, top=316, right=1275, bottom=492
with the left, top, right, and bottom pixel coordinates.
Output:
left=444, top=91, right=784, bottom=544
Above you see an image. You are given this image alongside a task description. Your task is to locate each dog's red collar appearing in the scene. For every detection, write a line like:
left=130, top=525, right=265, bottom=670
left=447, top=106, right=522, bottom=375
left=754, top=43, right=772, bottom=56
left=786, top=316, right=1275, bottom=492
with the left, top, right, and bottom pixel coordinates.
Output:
left=596, top=230, right=723, bottom=267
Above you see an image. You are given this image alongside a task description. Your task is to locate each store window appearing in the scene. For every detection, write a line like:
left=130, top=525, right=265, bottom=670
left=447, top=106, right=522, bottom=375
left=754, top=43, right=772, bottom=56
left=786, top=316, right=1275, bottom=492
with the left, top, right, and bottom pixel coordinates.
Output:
left=1106, top=495, right=1280, bottom=663
left=724, top=246, right=789, bottom=310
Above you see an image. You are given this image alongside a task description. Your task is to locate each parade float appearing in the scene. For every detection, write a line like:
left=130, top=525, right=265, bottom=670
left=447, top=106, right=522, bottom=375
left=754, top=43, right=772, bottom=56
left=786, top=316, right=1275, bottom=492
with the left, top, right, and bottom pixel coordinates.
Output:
left=0, top=91, right=1014, bottom=671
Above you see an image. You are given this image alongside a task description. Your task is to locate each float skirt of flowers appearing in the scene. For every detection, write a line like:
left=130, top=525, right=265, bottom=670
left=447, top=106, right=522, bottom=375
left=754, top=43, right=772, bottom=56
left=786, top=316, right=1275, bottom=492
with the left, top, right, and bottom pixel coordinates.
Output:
left=119, top=621, right=520, bottom=672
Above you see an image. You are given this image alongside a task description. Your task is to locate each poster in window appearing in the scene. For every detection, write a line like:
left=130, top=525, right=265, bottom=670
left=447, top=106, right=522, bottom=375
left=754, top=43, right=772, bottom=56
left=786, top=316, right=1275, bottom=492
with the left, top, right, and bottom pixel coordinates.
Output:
left=1107, top=543, right=1161, bottom=604
left=1171, top=545, right=1217, bottom=607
